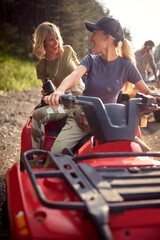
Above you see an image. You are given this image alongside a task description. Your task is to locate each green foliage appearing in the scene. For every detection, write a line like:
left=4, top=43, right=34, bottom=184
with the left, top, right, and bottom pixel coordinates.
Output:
left=0, top=51, right=41, bottom=91
left=0, top=0, right=109, bottom=59
left=0, top=0, right=133, bottom=91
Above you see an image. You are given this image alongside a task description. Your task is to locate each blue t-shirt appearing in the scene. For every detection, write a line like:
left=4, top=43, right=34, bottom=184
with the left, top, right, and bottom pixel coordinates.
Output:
left=80, top=54, right=142, bottom=103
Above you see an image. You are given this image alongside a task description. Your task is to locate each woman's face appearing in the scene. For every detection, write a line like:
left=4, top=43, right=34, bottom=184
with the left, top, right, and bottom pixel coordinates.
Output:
left=44, top=34, right=59, bottom=55
left=90, top=30, right=108, bottom=53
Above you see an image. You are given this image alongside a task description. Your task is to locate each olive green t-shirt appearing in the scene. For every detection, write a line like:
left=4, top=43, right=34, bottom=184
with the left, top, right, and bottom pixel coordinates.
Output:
left=36, top=45, right=84, bottom=95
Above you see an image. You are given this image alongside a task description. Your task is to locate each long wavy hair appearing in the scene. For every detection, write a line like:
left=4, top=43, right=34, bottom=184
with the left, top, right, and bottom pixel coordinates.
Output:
left=33, top=22, right=64, bottom=59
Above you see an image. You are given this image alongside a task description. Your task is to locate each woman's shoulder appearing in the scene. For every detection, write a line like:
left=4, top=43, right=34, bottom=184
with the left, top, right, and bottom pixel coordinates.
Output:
left=81, top=53, right=101, bottom=63
left=62, top=45, right=77, bottom=58
left=118, top=56, right=132, bottom=66
left=84, top=53, right=101, bottom=61
left=118, top=57, right=138, bottom=75
left=80, top=54, right=101, bottom=69
left=63, top=45, right=74, bottom=52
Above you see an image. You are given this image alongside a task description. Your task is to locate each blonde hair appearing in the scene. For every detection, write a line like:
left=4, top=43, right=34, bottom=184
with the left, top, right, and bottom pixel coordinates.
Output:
left=115, top=38, right=135, bottom=94
left=107, top=34, right=135, bottom=94
left=33, top=22, right=64, bottom=59
left=119, top=38, right=136, bottom=94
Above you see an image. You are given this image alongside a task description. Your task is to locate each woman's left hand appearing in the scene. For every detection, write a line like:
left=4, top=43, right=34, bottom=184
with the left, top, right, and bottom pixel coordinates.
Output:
left=152, top=93, right=160, bottom=102
left=149, top=90, right=160, bottom=102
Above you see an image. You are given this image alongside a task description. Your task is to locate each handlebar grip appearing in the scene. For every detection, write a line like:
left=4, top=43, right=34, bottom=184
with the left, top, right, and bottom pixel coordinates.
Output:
left=60, top=94, right=76, bottom=108
left=152, top=94, right=160, bottom=102
left=135, top=93, right=157, bottom=104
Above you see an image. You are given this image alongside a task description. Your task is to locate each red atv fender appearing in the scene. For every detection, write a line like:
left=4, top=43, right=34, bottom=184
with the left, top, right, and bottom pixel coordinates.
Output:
left=4, top=150, right=160, bottom=240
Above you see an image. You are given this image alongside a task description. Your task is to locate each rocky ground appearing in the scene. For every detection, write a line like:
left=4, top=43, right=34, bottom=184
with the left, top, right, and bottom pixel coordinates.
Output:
left=0, top=87, right=41, bottom=175
left=141, top=116, right=160, bottom=150
left=0, top=87, right=41, bottom=234
left=0, top=87, right=160, bottom=234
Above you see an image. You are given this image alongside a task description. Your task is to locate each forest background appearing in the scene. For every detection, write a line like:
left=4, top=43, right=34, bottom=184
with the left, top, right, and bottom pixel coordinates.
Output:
left=0, top=0, right=160, bottom=91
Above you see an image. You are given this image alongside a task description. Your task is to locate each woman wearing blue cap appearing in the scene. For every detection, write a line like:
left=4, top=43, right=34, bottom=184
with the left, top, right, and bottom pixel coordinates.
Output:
left=44, top=17, right=160, bottom=167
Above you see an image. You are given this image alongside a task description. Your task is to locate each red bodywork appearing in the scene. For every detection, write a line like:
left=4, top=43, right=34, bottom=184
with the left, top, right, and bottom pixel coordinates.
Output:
left=21, top=117, right=58, bottom=154
left=5, top=163, right=95, bottom=240
left=5, top=112, right=160, bottom=240
left=5, top=155, right=160, bottom=240
left=21, top=114, right=142, bottom=155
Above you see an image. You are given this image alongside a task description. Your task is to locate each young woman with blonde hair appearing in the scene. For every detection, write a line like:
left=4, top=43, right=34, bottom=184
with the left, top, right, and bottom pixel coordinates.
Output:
left=44, top=17, right=160, bottom=167
left=31, top=22, right=84, bottom=152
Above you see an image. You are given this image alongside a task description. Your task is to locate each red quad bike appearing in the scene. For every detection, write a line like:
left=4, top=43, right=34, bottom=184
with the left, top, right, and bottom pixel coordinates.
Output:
left=2, top=90, right=160, bottom=240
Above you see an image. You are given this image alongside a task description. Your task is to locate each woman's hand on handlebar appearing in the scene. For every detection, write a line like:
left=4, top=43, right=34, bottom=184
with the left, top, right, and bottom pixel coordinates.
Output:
left=150, top=91, right=160, bottom=102
left=152, top=94, right=160, bottom=102
left=44, top=90, right=64, bottom=106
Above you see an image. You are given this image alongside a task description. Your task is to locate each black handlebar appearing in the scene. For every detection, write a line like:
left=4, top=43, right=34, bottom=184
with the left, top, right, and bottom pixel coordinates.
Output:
left=60, top=92, right=160, bottom=113
left=135, top=93, right=160, bottom=114
left=60, top=93, right=159, bottom=143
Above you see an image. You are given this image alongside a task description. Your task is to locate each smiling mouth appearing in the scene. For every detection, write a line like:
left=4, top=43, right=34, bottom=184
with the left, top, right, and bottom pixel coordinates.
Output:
left=53, top=46, right=58, bottom=50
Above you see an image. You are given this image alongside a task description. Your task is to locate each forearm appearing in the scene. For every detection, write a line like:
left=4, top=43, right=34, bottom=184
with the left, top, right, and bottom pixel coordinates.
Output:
left=135, top=79, right=160, bottom=99
left=57, top=71, right=80, bottom=93
left=57, top=65, right=86, bottom=93
left=135, top=80, right=151, bottom=95
left=44, top=65, right=86, bottom=106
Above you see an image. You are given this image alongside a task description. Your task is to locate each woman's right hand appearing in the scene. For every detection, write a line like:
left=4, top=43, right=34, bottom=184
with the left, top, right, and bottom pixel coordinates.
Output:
left=44, top=90, right=64, bottom=106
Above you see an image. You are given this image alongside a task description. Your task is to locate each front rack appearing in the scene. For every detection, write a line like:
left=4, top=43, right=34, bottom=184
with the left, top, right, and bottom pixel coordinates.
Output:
left=22, top=150, right=160, bottom=240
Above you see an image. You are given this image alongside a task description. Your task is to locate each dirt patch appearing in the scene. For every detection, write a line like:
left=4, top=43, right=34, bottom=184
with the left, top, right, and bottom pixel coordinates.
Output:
left=0, top=87, right=42, bottom=232
left=0, top=87, right=41, bottom=176
left=141, top=116, right=160, bottom=151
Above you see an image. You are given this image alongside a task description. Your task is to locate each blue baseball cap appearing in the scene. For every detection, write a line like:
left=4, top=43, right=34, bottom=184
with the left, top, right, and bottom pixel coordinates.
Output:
left=85, top=16, right=124, bottom=42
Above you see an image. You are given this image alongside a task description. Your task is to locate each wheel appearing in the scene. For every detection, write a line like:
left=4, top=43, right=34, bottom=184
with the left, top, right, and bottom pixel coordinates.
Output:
left=1, top=200, right=9, bottom=232
left=153, top=110, right=160, bottom=122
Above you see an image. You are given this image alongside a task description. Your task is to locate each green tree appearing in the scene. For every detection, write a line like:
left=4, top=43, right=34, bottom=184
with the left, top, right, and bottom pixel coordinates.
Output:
left=0, top=0, right=109, bottom=59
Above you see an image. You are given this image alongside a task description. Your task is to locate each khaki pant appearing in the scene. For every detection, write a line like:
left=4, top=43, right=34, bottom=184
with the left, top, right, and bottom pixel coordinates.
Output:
left=31, top=104, right=71, bottom=149
left=44, top=113, right=87, bottom=168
